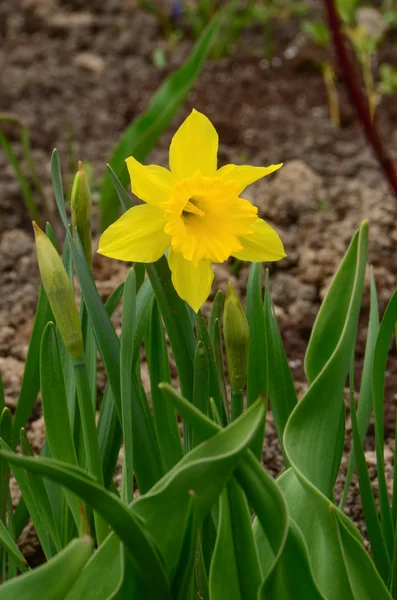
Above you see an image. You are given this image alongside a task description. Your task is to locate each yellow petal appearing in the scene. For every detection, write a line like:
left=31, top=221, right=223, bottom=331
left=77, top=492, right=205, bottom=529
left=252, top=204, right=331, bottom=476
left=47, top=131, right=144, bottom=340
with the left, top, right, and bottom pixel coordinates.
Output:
left=168, top=249, right=214, bottom=312
left=169, top=109, right=218, bottom=179
left=98, top=204, right=169, bottom=262
left=232, top=218, right=286, bottom=262
left=217, top=163, right=283, bottom=194
left=126, top=156, right=176, bottom=206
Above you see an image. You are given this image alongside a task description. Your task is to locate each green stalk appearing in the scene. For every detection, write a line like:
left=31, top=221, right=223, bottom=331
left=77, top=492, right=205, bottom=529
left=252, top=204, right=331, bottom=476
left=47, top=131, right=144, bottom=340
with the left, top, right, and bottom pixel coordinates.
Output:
left=231, top=390, right=244, bottom=421
left=72, top=358, right=108, bottom=544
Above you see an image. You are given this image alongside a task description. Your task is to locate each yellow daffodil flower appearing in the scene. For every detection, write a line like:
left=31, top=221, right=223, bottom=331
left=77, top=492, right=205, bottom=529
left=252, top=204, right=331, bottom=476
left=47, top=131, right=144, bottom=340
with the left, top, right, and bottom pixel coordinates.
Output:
left=98, top=109, right=286, bottom=311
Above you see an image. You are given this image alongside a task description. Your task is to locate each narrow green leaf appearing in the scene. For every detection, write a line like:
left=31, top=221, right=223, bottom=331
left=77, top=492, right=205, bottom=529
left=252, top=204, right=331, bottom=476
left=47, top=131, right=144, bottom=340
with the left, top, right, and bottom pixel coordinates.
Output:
left=99, top=11, right=224, bottom=230
left=192, top=341, right=210, bottom=449
left=106, top=164, right=133, bottom=212
left=40, top=322, right=81, bottom=526
left=12, top=283, right=52, bottom=447
left=0, top=129, right=40, bottom=223
left=20, top=432, right=62, bottom=556
left=146, top=299, right=183, bottom=470
left=340, top=269, right=379, bottom=508
left=246, top=263, right=267, bottom=406
left=0, top=513, right=29, bottom=574
left=146, top=256, right=196, bottom=401
left=209, top=290, right=223, bottom=348
left=264, top=270, right=297, bottom=464
left=120, top=269, right=136, bottom=504
left=0, top=536, right=93, bottom=600
left=372, top=287, right=397, bottom=554
left=348, top=362, right=390, bottom=581
left=195, top=311, right=226, bottom=425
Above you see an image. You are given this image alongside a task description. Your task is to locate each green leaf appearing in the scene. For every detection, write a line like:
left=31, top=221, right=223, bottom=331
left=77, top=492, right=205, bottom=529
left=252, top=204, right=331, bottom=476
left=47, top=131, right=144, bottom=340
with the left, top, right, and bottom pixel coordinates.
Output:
left=260, top=519, right=325, bottom=599
left=146, top=257, right=196, bottom=401
left=12, top=283, right=53, bottom=447
left=0, top=515, right=29, bottom=574
left=40, top=322, right=81, bottom=526
left=372, top=287, right=397, bottom=554
left=291, top=223, right=368, bottom=497
left=192, top=341, right=210, bottom=449
left=146, top=299, right=183, bottom=470
left=99, top=11, right=224, bottom=230
left=348, top=362, right=390, bottom=581
left=159, top=383, right=289, bottom=583
left=120, top=269, right=136, bottom=503
left=209, top=489, right=242, bottom=600
left=246, top=263, right=268, bottom=406
left=132, top=396, right=266, bottom=580
left=195, top=311, right=226, bottom=426
left=0, top=536, right=93, bottom=600
left=277, top=223, right=391, bottom=599
left=65, top=534, right=121, bottom=600
left=334, top=508, right=392, bottom=598
left=264, top=270, right=297, bottom=465
left=340, top=269, right=379, bottom=508
left=0, top=451, right=171, bottom=598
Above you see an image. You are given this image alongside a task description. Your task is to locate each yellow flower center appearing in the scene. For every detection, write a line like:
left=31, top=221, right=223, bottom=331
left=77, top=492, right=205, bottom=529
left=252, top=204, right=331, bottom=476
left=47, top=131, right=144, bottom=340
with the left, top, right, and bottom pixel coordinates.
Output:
left=164, top=171, right=258, bottom=265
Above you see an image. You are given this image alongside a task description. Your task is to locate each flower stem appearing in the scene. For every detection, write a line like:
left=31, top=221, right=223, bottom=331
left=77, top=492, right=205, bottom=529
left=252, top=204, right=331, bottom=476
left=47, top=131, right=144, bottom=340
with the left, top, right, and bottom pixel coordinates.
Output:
left=72, top=358, right=108, bottom=544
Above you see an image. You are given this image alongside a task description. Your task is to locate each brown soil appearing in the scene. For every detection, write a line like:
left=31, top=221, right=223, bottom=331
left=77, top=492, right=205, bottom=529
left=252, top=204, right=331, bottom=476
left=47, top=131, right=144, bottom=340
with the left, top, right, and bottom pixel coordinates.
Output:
left=2, top=0, right=397, bottom=562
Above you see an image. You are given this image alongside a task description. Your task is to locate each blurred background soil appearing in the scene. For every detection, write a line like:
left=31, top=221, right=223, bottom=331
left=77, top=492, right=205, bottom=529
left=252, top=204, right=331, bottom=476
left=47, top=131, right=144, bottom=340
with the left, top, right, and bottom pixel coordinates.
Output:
left=1, top=0, right=397, bottom=561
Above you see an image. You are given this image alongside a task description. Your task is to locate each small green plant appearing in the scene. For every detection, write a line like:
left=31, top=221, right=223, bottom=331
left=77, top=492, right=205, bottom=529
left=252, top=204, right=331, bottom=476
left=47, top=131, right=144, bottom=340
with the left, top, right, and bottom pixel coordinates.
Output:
left=301, top=20, right=341, bottom=127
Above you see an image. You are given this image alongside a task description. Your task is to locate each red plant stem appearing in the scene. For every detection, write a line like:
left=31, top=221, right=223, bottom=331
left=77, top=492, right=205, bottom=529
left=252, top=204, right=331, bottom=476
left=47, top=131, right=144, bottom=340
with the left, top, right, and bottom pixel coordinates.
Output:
left=323, top=0, right=397, bottom=200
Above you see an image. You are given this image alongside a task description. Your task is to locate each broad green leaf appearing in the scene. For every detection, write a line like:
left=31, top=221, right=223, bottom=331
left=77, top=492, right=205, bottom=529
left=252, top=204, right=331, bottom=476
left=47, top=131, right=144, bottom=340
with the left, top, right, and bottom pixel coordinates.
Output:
left=209, top=489, right=241, bottom=600
left=170, top=498, right=197, bottom=600
left=65, top=530, right=121, bottom=600
left=99, top=11, right=224, bottom=230
left=260, top=519, right=325, bottom=599
left=278, top=223, right=391, bottom=599
left=334, top=508, right=392, bottom=598
left=132, top=396, right=266, bottom=580
left=290, top=223, right=368, bottom=497
left=264, top=270, right=297, bottom=464
left=159, top=383, right=288, bottom=578
left=217, top=478, right=262, bottom=599
left=246, top=263, right=267, bottom=406
left=0, top=450, right=172, bottom=598
left=0, top=536, right=93, bottom=600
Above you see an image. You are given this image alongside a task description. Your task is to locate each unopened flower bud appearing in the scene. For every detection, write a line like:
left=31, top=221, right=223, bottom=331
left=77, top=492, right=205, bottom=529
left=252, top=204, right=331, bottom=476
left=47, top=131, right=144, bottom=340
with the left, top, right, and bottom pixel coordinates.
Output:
left=71, top=161, right=92, bottom=267
left=223, top=282, right=249, bottom=393
left=33, top=222, right=84, bottom=360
